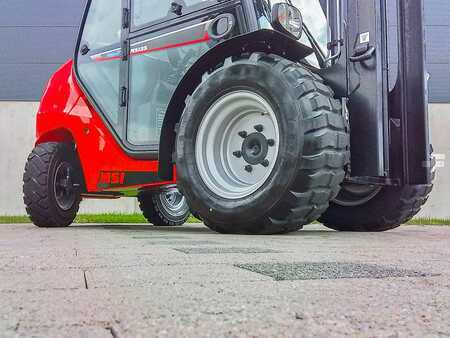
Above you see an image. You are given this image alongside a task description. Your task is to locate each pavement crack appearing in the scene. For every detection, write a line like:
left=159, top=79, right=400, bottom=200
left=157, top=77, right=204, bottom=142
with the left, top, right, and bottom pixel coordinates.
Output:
left=83, top=270, right=89, bottom=290
left=106, top=326, right=120, bottom=338
left=13, top=321, right=20, bottom=331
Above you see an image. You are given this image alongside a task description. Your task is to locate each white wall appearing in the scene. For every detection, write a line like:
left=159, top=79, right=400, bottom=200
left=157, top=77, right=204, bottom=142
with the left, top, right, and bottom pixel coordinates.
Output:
left=417, top=104, right=450, bottom=219
left=0, top=102, right=449, bottom=218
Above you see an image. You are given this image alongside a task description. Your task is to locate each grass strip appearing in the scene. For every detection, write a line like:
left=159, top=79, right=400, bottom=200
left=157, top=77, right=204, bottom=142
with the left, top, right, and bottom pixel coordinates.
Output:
left=0, top=214, right=200, bottom=224
left=1, top=215, right=449, bottom=226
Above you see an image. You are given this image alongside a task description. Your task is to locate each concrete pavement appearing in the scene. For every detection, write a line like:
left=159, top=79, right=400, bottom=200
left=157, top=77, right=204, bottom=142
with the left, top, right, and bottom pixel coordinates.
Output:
left=0, top=223, right=449, bottom=338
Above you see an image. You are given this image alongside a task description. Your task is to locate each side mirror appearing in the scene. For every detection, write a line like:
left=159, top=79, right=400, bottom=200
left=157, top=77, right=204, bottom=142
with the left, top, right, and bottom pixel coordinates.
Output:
left=272, top=3, right=303, bottom=40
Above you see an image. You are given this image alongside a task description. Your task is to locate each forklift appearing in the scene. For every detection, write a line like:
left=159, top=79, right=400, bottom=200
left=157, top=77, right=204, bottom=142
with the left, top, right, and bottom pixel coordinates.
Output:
left=23, top=0, right=434, bottom=234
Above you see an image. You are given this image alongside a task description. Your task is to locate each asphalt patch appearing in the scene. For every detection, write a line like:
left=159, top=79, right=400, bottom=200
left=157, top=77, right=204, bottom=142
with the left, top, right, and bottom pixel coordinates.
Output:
left=236, top=262, right=433, bottom=281
left=174, top=247, right=282, bottom=254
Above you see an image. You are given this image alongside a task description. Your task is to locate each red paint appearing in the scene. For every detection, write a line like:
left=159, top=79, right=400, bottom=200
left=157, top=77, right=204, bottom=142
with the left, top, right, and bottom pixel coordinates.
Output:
left=93, top=32, right=210, bottom=62
left=36, top=60, right=176, bottom=194
left=91, top=54, right=121, bottom=62
left=132, top=32, right=210, bottom=57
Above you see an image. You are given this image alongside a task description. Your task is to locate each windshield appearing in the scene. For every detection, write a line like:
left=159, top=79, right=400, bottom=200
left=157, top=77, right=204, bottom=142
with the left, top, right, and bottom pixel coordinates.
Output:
left=291, top=0, right=328, bottom=54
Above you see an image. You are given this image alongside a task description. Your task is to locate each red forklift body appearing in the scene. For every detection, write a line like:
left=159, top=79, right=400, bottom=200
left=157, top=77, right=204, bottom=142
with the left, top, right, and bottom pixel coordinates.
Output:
left=36, top=60, right=175, bottom=195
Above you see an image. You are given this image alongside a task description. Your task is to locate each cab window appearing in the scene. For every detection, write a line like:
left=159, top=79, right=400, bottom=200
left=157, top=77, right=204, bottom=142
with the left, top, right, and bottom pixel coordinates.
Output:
left=292, top=0, right=328, bottom=55
left=81, top=0, right=122, bottom=50
left=132, top=0, right=219, bottom=29
left=77, top=0, right=122, bottom=130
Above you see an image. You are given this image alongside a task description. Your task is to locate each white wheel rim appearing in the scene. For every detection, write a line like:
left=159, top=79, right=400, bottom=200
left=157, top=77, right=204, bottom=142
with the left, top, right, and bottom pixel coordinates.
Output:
left=195, top=90, right=280, bottom=200
left=159, top=187, right=188, bottom=217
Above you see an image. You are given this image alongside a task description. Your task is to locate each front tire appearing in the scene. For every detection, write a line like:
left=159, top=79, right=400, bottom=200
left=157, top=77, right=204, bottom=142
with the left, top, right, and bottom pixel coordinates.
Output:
left=138, top=187, right=190, bottom=226
left=176, top=53, right=350, bottom=234
left=23, top=142, right=82, bottom=227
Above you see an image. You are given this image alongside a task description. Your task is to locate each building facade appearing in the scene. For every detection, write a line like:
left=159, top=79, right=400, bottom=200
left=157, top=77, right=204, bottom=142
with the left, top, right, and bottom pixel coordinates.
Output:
left=0, top=0, right=449, bottom=217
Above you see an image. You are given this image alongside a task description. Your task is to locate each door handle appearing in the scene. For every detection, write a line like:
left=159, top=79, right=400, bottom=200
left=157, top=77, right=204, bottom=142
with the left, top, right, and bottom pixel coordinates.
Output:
left=80, top=44, right=90, bottom=55
left=350, top=44, right=376, bottom=62
left=120, top=87, right=127, bottom=107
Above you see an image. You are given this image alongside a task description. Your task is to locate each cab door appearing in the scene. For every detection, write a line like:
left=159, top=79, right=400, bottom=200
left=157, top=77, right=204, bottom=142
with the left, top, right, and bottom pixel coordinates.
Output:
left=123, top=0, right=240, bottom=155
left=76, top=0, right=240, bottom=159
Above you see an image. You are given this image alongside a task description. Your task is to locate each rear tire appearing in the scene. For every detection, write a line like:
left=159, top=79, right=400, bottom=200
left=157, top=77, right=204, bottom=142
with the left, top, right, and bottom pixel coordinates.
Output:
left=23, top=142, right=82, bottom=227
left=176, top=53, right=350, bottom=234
left=319, top=183, right=434, bottom=232
left=138, top=187, right=190, bottom=226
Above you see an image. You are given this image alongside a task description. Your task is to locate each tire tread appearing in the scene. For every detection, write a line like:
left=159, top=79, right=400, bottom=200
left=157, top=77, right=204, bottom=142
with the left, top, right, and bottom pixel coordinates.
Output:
left=180, top=53, right=349, bottom=234
left=320, top=183, right=434, bottom=232
left=23, top=142, right=80, bottom=227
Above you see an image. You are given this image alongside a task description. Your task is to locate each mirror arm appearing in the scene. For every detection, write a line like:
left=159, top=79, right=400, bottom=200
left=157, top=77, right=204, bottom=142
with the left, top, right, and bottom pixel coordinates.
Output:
left=324, top=0, right=342, bottom=63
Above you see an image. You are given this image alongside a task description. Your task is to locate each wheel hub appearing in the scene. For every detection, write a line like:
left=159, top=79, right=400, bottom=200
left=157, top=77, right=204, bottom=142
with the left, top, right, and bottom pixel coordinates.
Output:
left=159, top=187, right=188, bottom=217
left=241, top=132, right=269, bottom=165
left=54, top=162, right=78, bottom=211
left=195, top=90, right=280, bottom=200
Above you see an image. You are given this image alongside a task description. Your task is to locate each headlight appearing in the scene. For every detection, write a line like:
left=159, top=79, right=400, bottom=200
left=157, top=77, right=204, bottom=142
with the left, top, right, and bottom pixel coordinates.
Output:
left=272, top=3, right=303, bottom=40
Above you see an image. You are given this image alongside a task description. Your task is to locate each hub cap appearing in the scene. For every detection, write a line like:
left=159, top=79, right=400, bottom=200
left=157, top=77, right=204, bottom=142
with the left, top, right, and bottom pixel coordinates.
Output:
left=53, top=162, right=78, bottom=211
left=195, top=90, right=280, bottom=199
left=159, top=187, right=189, bottom=217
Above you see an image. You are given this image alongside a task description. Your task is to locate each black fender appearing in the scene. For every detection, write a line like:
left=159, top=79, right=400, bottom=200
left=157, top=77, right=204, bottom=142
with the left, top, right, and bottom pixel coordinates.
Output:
left=158, top=29, right=314, bottom=180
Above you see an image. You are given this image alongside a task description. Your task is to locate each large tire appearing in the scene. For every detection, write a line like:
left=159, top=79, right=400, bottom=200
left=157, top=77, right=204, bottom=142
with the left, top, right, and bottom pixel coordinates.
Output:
left=319, top=183, right=434, bottom=232
left=23, top=142, right=82, bottom=227
left=176, top=53, right=350, bottom=234
left=138, top=187, right=190, bottom=226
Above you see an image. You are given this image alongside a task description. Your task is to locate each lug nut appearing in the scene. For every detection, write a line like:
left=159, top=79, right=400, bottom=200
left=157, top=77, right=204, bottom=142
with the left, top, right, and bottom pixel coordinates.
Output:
left=238, top=131, right=248, bottom=139
left=233, top=151, right=242, bottom=158
left=245, top=165, right=253, bottom=173
left=267, top=139, right=275, bottom=147
left=254, top=124, right=264, bottom=133
left=261, top=159, right=270, bottom=167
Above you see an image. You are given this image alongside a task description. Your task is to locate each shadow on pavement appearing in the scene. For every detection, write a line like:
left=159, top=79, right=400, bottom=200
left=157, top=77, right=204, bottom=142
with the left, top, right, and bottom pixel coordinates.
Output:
left=65, top=223, right=338, bottom=237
